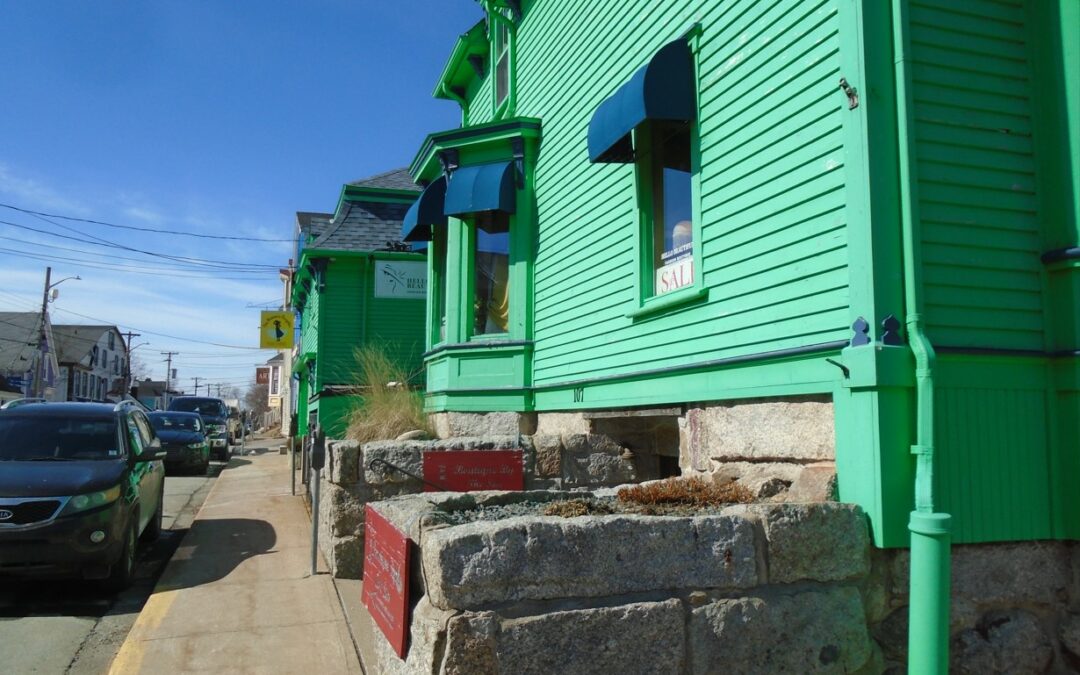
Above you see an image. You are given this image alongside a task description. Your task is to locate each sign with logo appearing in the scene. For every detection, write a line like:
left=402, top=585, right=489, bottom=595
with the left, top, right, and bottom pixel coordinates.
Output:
left=361, top=505, right=411, bottom=658
left=422, top=450, right=524, bottom=492
left=255, top=367, right=270, bottom=385
left=374, top=261, right=427, bottom=299
left=259, top=311, right=294, bottom=349
left=655, top=243, right=694, bottom=296
left=0, top=509, right=13, bottom=522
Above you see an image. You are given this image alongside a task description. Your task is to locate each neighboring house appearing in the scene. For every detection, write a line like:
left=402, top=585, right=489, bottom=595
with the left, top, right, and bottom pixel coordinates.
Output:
left=277, top=266, right=295, bottom=437
left=53, top=324, right=129, bottom=403
left=402, top=0, right=1079, bottom=557
left=265, top=353, right=284, bottom=426
left=132, top=378, right=175, bottom=411
left=291, top=168, right=427, bottom=439
left=0, top=311, right=61, bottom=402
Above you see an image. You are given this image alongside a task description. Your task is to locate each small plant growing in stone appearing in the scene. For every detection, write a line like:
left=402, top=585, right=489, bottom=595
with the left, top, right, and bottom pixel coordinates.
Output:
left=617, top=476, right=753, bottom=508
left=345, top=344, right=431, bottom=443
left=542, top=499, right=615, bottom=518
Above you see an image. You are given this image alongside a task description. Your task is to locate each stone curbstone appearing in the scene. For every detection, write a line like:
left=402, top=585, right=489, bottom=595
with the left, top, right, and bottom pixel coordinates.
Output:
left=726, top=502, right=870, bottom=584
left=422, top=513, right=758, bottom=610
left=688, top=586, right=872, bottom=674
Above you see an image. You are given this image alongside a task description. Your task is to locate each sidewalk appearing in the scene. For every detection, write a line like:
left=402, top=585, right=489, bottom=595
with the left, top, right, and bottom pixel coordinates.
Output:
left=109, top=442, right=361, bottom=674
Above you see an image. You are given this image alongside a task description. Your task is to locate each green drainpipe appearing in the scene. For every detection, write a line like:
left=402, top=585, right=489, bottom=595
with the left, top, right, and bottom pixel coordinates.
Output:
left=891, top=1, right=952, bottom=672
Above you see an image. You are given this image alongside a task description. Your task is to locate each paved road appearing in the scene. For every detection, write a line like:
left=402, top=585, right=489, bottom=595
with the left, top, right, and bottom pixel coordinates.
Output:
left=0, top=459, right=226, bottom=674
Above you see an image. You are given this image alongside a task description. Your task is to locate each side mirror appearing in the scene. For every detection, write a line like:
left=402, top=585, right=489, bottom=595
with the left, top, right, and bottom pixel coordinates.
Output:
left=138, top=437, right=166, bottom=461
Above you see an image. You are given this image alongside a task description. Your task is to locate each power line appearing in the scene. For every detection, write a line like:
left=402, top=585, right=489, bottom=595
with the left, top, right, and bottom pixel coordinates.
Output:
left=0, top=234, right=274, bottom=274
left=0, top=247, right=276, bottom=279
left=50, top=305, right=265, bottom=350
left=0, top=202, right=293, bottom=242
left=0, top=218, right=280, bottom=270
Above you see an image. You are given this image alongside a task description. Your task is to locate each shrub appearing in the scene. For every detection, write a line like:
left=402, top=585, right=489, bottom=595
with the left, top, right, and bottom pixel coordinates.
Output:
left=617, top=476, right=753, bottom=508
left=345, top=345, right=430, bottom=443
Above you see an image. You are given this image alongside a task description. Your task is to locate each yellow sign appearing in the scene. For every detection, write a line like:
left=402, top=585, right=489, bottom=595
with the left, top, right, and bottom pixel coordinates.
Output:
left=259, top=311, right=294, bottom=349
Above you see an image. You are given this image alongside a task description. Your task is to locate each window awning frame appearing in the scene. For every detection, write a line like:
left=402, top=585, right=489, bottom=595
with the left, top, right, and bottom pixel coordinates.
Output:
left=401, top=176, right=449, bottom=242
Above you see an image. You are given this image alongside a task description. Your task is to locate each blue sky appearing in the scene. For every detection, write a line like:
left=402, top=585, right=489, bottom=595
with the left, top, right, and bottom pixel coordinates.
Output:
left=0, top=1, right=481, bottom=396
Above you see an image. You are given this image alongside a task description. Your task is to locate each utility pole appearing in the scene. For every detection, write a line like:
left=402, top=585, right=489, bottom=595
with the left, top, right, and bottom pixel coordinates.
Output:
left=216, top=383, right=223, bottom=397
left=192, top=376, right=202, bottom=397
left=33, top=267, right=52, bottom=398
left=121, top=331, right=141, bottom=396
left=161, top=351, right=179, bottom=407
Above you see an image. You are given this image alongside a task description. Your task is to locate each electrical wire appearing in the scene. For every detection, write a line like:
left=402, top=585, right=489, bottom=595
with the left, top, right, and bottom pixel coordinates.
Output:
left=0, top=202, right=293, bottom=242
left=50, top=306, right=265, bottom=350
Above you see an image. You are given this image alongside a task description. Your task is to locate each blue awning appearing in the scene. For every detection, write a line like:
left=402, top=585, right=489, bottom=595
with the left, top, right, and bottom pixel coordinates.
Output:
left=401, top=176, right=448, bottom=242
left=587, top=40, right=695, bottom=164
left=443, top=161, right=516, bottom=216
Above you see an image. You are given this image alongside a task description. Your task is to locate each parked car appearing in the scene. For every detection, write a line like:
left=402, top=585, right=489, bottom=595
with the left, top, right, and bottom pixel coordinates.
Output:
left=0, top=398, right=47, bottom=410
left=166, top=397, right=231, bottom=461
left=149, top=411, right=209, bottom=475
left=0, top=402, right=166, bottom=590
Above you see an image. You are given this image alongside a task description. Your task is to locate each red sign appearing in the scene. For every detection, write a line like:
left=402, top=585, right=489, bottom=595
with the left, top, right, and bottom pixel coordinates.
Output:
left=361, top=505, right=411, bottom=658
left=255, top=367, right=270, bottom=385
left=422, top=450, right=524, bottom=492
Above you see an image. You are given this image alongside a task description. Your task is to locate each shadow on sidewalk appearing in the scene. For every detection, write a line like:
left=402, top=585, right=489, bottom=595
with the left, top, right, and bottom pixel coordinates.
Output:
left=155, top=518, right=277, bottom=591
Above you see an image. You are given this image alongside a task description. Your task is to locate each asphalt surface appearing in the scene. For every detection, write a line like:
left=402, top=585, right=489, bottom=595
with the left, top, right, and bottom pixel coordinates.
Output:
left=0, top=459, right=226, bottom=674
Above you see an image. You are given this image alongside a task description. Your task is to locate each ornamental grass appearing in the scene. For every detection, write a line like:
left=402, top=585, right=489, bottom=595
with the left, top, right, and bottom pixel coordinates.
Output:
left=345, top=345, right=431, bottom=444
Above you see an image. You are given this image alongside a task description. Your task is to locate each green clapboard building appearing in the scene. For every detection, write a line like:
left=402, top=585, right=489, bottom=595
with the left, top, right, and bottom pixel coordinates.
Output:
left=400, top=0, right=1079, bottom=552
left=292, top=169, right=428, bottom=440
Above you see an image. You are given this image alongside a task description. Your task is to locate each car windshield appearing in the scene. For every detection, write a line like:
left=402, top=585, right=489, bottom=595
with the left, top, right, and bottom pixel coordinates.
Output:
left=151, top=414, right=202, bottom=432
left=0, top=415, right=121, bottom=461
left=170, top=399, right=227, bottom=418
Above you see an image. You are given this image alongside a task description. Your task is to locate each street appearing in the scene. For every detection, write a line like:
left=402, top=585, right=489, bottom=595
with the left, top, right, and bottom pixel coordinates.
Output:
left=0, top=460, right=225, bottom=674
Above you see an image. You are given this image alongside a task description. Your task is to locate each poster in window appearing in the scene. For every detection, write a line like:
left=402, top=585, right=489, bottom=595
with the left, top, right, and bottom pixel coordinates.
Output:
left=374, top=261, right=427, bottom=299
left=655, top=242, right=694, bottom=296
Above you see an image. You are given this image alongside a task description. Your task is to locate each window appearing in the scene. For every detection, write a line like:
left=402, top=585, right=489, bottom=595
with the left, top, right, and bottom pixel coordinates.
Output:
left=108, top=332, right=115, bottom=350
left=270, top=366, right=280, bottom=396
left=433, top=224, right=449, bottom=343
left=472, top=212, right=510, bottom=336
left=491, top=14, right=514, bottom=116
left=644, top=122, right=694, bottom=297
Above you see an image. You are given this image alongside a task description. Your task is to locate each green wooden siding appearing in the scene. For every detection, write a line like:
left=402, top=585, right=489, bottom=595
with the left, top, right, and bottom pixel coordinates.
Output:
left=509, top=0, right=849, bottom=388
left=910, top=0, right=1045, bottom=350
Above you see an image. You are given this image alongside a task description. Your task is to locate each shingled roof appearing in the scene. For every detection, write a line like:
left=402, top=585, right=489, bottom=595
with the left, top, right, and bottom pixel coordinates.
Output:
left=348, top=167, right=418, bottom=192
left=52, top=324, right=121, bottom=364
left=309, top=201, right=413, bottom=251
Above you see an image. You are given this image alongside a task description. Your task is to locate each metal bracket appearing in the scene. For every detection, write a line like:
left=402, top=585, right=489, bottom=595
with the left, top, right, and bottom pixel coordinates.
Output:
left=839, top=77, right=859, bottom=109
left=367, top=458, right=450, bottom=492
left=511, top=136, right=525, bottom=189
left=850, top=317, right=871, bottom=347
left=437, top=149, right=459, bottom=178
left=881, top=315, right=903, bottom=346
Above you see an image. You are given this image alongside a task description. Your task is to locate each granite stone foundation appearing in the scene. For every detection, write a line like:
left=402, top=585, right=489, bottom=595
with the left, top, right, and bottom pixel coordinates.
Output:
left=317, top=434, right=638, bottom=578
left=354, top=492, right=1080, bottom=674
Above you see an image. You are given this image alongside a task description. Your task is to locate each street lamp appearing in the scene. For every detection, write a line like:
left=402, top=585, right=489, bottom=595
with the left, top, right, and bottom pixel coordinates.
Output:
left=125, top=341, right=150, bottom=396
left=34, top=266, right=81, bottom=397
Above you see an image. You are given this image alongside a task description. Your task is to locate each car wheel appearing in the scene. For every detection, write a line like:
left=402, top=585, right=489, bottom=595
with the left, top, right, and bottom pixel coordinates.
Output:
left=102, top=518, right=138, bottom=592
left=142, top=490, right=163, bottom=542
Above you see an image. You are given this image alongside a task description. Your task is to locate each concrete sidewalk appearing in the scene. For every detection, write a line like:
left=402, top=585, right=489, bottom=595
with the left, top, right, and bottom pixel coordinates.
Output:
left=109, top=442, right=361, bottom=674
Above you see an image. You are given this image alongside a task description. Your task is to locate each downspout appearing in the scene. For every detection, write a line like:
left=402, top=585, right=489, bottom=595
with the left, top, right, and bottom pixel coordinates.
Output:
left=438, top=83, right=469, bottom=125
left=891, top=1, right=952, bottom=672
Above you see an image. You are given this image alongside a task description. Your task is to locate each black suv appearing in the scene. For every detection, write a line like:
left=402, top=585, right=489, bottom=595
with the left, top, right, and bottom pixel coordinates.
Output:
left=0, top=402, right=166, bottom=590
left=167, top=397, right=232, bottom=461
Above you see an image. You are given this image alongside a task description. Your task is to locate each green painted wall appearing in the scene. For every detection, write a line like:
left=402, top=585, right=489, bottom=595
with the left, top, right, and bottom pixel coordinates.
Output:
left=300, top=253, right=426, bottom=436
left=422, top=0, right=1079, bottom=545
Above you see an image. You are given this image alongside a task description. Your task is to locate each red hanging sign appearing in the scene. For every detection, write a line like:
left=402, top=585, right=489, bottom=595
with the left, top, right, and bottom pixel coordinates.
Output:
left=361, top=505, right=411, bottom=658
left=422, top=449, right=524, bottom=492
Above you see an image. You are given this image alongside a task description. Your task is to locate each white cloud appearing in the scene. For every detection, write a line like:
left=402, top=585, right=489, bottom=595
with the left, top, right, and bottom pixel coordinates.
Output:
left=0, top=163, right=89, bottom=215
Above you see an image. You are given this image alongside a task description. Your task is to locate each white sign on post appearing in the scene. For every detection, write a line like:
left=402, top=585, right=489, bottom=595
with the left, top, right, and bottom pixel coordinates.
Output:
left=374, top=261, right=427, bottom=299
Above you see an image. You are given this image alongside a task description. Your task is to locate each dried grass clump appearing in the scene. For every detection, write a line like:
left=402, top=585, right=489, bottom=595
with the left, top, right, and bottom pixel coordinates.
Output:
left=543, top=499, right=615, bottom=518
left=617, top=476, right=753, bottom=508
left=345, top=345, right=431, bottom=444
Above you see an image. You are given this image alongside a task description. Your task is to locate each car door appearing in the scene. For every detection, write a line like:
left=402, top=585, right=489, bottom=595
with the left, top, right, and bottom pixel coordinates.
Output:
left=125, top=412, right=161, bottom=533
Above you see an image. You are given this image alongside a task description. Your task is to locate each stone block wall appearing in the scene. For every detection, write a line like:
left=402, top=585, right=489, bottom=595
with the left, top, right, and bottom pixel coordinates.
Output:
left=363, top=497, right=880, bottom=675
left=356, top=492, right=1080, bottom=674
left=317, top=434, right=638, bottom=578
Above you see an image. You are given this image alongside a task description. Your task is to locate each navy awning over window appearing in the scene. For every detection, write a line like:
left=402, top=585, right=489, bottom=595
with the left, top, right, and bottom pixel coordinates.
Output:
left=401, top=176, right=448, bottom=242
left=443, top=161, right=516, bottom=216
left=587, top=40, right=695, bottom=164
